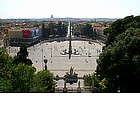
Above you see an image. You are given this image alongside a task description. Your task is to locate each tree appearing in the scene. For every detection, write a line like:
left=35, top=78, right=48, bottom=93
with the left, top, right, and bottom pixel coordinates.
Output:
left=13, top=44, right=32, bottom=65
left=74, top=31, right=80, bottom=37
left=93, top=29, right=97, bottom=38
left=0, top=48, right=13, bottom=92
left=0, top=47, right=56, bottom=93
left=0, top=78, right=12, bottom=92
left=104, top=15, right=140, bottom=45
left=11, top=63, right=36, bottom=92
left=84, top=74, right=100, bottom=88
left=62, top=23, right=67, bottom=37
left=46, top=22, right=67, bottom=37
left=80, top=23, right=94, bottom=38
left=42, top=23, right=46, bottom=38
left=97, top=27, right=140, bottom=92
left=0, top=48, right=13, bottom=79
left=31, top=70, right=55, bottom=92
left=48, top=22, right=56, bottom=37
left=57, top=21, right=62, bottom=37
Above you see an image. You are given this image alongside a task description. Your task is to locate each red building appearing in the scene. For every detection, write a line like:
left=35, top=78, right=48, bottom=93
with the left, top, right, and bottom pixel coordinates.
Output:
left=22, top=30, right=32, bottom=38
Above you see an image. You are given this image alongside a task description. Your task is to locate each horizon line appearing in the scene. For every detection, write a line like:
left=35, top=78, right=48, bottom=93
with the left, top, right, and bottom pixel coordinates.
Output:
left=0, top=17, right=121, bottom=20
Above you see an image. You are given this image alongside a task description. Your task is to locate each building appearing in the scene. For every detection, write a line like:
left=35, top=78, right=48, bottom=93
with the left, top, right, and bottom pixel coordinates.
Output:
left=92, top=23, right=107, bottom=43
left=94, top=27, right=107, bottom=43
left=51, top=14, right=54, bottom=18
left=8, top=28, right=42, bottom=46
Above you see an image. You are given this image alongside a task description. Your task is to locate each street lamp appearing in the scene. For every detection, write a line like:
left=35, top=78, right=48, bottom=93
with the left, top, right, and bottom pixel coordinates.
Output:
left=44, top=59, right=48, bottom=70
left=42, top=49, right=43, bottom=70
left=9, top=46, right=10, bottom=54
left=51, top=47, right=52, bottom=57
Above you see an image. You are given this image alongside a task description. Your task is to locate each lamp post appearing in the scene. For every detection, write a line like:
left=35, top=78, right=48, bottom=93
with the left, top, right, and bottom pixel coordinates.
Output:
left=42, top=48, right=43, bottom=70
left=44, top=59, right=48, bottom=70
left=9, top=46, right=10, bottom=54
left=51, top=47, right=52, bottom=57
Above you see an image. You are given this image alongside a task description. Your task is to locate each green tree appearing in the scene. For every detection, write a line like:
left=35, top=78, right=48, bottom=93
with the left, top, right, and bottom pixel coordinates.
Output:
left=62, top=23, right=67, bottom=37
left=48, top=22, right=56, bottom=37
left=104, top=15, right=140, bottom=46
left=84, top=74, right=100, bottom=87
left=0, top=47, right=56, bottom=93
left=46, top=22, right=67, bottom=37
left=42, top=23, right=46, bottom=38
left=97, top=27, right=140, bottom=92
left=13, top=44, right=32, bottom=65
left=11, top=63, right=36, bottom=92
left=57, top=21, right=62, bottom=37
left=0, top=48, right=13, bottom=79
left=83, top=23, right=94, bottom=38
left=31, top=70, right=55, bottom=92
left=0, top=78, right=12, bottom=92
left=74, top=31, right=80, bottom=37
left=93, top=29, right=97, bottom=38
left=0, top=48, right=13, bottom=92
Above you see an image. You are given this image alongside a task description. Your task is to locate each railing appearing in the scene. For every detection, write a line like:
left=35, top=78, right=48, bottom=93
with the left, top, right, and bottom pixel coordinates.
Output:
left=54, top=86, right=98, bottom=93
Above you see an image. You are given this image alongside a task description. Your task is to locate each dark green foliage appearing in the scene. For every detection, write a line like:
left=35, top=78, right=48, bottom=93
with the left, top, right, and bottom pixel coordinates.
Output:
left=83, top=74, right=108, bottom=92
left=57, top=22, right=62, bottom=37
left=74, top=31, right=80, bottom=37
left=104, top=15, right=140, bottom=45
left=84, top=24, right=94, bottom=38
left=93, top=29, right=97, bottom=38
left=97, top=24, right=140, bottom=92
left=0, top=78, right=12, bottom=92
left=0, top=48, right=13, bottom=92
left=0, top=48, right=13, bottom=80
left=84, top=74, right=100, bottom=87
left=31, top=70, right=55, bottom=92
left=11, top=63, right=36, bottom=92
left=73, top=23, right=96, bottom=38
left=42, top=23, right=46, bottom=38
left=43, top=22, right=67, bottom=38
left=13, top=44, right=32, bottom=65
left=56, top=22, right=67, bottom=37
left=0, top=48, right=55, bottom=93
left=78, top=23, right=94, bottom=38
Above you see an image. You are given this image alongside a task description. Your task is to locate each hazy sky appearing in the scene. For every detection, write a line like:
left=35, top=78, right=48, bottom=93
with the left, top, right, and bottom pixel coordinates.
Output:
left=0, top=0, right=140, bottom=19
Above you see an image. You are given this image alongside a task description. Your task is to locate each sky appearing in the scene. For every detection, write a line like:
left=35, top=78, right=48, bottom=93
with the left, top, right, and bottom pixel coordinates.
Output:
left=0, top=0, right=140, bottom=19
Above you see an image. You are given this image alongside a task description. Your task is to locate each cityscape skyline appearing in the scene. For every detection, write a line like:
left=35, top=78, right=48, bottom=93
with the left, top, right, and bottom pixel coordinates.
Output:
left=1, top=0, right=140, bottom=19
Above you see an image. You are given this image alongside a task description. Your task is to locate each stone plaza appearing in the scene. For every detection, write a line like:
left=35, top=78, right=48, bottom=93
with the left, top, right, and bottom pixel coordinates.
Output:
left=7, top=40, right=104, bottom=89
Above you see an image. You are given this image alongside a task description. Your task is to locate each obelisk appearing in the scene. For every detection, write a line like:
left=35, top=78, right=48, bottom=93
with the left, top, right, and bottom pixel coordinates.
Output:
left=69, top=21, right=72, bottom=59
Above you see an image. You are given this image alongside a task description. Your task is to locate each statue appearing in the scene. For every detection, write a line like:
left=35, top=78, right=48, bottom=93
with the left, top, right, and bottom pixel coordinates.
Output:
left=64, top=67, right=78, bottom=84
left=55, top=75, right=59, bottom=81
left=78, top=81, right=80, bottom=88
left=77, top=81, right=81, bottom=93
left=63, top=82, right=67, bottom=93
left=70, top=67, right=73, bottom=75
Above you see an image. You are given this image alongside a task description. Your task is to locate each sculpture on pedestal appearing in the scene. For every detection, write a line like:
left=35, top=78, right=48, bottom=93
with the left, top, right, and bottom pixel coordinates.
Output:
left=64, top=67, right=78, bottom=84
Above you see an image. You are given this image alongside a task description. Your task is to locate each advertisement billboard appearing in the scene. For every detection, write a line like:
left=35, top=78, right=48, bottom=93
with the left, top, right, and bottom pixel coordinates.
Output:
left=36, top=29, right=39, bottom=36
left=31, top=29, right=39, bottom=37
left=22, top=30, right=31, bottom=38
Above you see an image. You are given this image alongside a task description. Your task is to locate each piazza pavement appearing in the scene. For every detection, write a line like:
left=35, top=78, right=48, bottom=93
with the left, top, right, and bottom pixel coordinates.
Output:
left=7, top=40, right=104, bottom=88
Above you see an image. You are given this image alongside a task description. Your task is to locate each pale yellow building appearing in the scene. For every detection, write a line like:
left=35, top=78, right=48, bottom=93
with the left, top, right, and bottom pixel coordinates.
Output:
left=8, top=29, right=23, bottom=39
